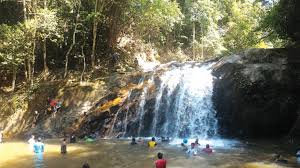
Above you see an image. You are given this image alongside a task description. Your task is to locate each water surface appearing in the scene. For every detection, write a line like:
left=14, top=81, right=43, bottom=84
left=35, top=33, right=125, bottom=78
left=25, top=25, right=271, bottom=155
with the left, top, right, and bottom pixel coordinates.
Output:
left=0, top=139, right=298, bottom=168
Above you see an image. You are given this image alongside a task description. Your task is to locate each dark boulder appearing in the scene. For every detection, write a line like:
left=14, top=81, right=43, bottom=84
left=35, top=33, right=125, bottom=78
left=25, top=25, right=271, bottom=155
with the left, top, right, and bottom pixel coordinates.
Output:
left=212, top=49, right=298, bottom=138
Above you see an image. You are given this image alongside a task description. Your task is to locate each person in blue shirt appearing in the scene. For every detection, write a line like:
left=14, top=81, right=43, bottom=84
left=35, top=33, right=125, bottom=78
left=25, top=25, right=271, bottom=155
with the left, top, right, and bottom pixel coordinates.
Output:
left=34, top=138, right=44, bottom=154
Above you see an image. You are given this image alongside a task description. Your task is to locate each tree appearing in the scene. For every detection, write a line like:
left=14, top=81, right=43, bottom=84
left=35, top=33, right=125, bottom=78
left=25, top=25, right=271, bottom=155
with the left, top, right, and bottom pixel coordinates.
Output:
left=0, top=24, right=31, bottom=91
left=223, top=0, right=266, bottom=54
left=35, top=8, right=63, bottom=78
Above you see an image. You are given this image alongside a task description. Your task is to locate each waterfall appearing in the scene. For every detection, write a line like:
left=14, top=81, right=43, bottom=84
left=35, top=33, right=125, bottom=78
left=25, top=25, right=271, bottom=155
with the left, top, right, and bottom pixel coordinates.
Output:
left=109, top=62, right=218, bottom=139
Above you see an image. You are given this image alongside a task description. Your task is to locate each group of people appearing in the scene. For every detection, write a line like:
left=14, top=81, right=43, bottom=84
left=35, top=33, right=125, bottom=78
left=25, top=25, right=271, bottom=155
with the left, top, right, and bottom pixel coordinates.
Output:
left=47, top=97, right=62, bottom=115
left=129, top=137, right=213, bottom=168
left=27, top=134, right=78, bottom=155
left=28, top=135, right=45, bottom=154
left=181, top=138, right=213, bottom=156
left=23, top=134, right=300, bottom=168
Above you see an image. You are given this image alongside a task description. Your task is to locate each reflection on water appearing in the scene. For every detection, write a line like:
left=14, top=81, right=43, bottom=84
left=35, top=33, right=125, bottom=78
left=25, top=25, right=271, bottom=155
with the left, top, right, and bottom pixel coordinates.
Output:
left=0, top=139, right=298, bottom=168
left=34, top=153, right=44, bottom=168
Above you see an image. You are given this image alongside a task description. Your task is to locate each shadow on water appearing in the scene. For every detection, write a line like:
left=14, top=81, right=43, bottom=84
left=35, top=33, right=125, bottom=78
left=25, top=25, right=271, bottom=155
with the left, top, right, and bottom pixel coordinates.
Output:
left=0, top=139, right=299, bottom=168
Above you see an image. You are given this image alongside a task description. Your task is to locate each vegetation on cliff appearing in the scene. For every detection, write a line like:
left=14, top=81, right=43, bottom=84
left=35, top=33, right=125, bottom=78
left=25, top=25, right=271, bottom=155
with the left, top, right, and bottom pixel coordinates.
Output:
left=0, top=0, right=296, bottom=92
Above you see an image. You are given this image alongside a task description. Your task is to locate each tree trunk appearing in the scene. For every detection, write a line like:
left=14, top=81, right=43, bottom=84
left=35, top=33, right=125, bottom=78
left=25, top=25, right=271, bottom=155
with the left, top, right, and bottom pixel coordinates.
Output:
left=192, top=21, right=195, bottom=60
left=31, top=31, right=36, bottom=86
left=201, top=29, right=204, bottom=59
left=22, top=0, right=26, bottom=21
left=12, top=66, right=16, bottom=91
left=24, top=59, right=28, bottom=80
left=80, top=45, right=86, bottom=83
left=64, top=6, right=80, bottom=78
left=91, top=0, right=99, bottom=70
left=28, top=58, right=32, bottom=83
left=43, top=38, right=48, bottom=77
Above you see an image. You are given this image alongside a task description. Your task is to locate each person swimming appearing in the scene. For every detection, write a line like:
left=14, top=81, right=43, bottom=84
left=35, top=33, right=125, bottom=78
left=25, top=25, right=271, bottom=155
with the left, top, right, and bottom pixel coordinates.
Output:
left=186, top=143, right=198, bottom=156
left=61, top=138, right=67, bottom=154
left=148, top=137, right=157, bottom=148
left=33, top=138, right=44, bottom=154
left=181, top=138, right=188, bottom=151
left=131, top=137, right=137, bottom=145
left=155, top=152, right=167, bottom=168
left=202, top=144, right=213, bottom=154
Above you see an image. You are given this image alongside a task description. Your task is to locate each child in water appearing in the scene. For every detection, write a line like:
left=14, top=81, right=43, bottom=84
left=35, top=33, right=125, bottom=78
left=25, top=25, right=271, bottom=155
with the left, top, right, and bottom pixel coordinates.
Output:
left=202, top=144, right=213, bottom=154
left=186, top=143, right=198, bottom=156
left=155, top=152, right=167, bottom=168
left=148, top=137, right=157, bottom=148
left=61, top=138, right=67, bottom=154
left=131, top=137, right=137, bottom=145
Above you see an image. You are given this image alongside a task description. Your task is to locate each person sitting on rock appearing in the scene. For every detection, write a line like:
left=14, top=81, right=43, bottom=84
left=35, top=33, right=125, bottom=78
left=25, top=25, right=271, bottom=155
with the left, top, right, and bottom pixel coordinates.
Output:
left=50, top=99, right=58, bottom=112
left=131, top=137, right=137, bottom=145
left=202, top=144, right=213, bottom=154
left=61, top=138, right=67, bottom=154
left=148, top=137, right=157, bottom=148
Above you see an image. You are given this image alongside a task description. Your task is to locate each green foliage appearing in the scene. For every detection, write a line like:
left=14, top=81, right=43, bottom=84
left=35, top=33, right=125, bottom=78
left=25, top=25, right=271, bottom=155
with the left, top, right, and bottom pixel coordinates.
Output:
left=260, top=0, right=300, bottom=45
left=0, top=24, right=29, bottom=69
left=127, top=0, right=182, bottom=40
left=223, top=0, right=266, bottom=54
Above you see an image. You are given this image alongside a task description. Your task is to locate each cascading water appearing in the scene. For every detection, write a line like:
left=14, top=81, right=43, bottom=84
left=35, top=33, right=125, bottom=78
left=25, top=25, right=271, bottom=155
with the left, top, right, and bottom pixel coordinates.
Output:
left=148, top=63, right=218, bottom=138
left=110, top=62, right=218, bottom=139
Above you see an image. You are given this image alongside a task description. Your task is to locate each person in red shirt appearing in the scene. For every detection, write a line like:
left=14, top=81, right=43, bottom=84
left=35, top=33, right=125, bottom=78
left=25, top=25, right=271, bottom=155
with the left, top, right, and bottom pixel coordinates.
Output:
left=155, top=152, right=167, bottom=168
left=202, top=144, right=213, bottom=154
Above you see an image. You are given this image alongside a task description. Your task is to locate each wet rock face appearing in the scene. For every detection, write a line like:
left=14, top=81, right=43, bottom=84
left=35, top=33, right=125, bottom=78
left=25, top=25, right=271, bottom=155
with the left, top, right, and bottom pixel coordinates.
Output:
left=212, top=49, right=298, bottom=138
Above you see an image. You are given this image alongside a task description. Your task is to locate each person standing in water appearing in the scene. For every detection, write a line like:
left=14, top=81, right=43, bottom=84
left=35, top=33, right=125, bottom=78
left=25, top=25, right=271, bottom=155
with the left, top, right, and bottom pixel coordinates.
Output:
left=155, top=152, right=167, bottom=168
left=34, top=138, right=44, bottom=154
left=202, top=144, right=213, bottom=154
left=28, top=135, right=36, bottom=151
left=131, top=137, right=137, bottom=145
left=148, top=137, right=157, bottom=148
left=61, top=138, right=67, bottom=154
left=186, top=143, right=198, bottom=156
left=0, top=131, right=3, bottom=143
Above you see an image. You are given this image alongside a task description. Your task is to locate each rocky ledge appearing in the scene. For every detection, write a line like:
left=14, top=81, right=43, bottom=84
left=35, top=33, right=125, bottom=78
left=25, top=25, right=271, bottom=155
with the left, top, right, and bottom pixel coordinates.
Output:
left=212, top=49, right=299, bottom=138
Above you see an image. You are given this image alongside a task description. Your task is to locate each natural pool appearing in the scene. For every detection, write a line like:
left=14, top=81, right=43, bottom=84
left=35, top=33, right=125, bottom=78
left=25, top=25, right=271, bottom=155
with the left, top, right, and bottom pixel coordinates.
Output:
left=0, top=139, right=299, bottom=168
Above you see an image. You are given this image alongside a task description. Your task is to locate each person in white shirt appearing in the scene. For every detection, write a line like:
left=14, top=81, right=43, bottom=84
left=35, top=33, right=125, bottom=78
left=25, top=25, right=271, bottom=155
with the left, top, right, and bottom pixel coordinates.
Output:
left=186, top=143, right=198, bottom=156
left=0, top=131, right=3, bottom=143
left=28, top=135, right=36, bottom=151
